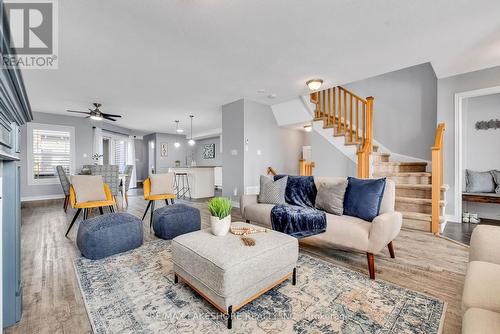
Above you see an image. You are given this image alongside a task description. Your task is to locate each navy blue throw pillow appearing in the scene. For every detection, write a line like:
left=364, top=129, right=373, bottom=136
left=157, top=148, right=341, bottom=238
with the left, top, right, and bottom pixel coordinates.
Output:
left=343, top=177, right=386, bottom=222
left=274, top=175, right=317, bottom=208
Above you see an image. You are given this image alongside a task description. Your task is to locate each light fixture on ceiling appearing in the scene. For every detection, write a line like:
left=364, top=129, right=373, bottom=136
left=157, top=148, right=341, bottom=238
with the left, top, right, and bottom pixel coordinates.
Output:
left=90, top=114, right=103, bottom=121
left=175, top=120, right=184, bottom=133
left=174, top=142, right=180, bottom=148
left=306, top=79, right=323, bottom=91
left=304, top=124, right=312, bottom=132
left=267, top=93, right=277, bottom=99
left=188, top=115, right=196, bottom=146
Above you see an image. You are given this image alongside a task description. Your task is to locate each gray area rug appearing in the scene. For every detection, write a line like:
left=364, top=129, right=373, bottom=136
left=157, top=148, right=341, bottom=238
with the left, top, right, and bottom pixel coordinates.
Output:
left=74, top=240, right=446, bottom=333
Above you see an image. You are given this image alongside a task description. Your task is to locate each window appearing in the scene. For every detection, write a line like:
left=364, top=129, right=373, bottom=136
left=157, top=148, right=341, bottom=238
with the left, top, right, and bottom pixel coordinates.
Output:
left=102, top=132, right=128, bottom=173
left=112, top=139, right=127, bottom=172
left=27, top=123, right=75, bottom=185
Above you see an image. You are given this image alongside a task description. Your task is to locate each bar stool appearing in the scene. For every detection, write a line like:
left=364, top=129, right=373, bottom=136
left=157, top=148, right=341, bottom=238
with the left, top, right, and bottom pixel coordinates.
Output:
left=175, top=172, right=191, bottom=199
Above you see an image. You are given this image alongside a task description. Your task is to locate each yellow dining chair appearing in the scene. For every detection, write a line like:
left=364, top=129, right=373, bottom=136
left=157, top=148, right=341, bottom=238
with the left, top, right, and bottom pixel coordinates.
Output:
left=65, top=176, right=116, bottom=237
left=142, top=173, right=176, bottom=228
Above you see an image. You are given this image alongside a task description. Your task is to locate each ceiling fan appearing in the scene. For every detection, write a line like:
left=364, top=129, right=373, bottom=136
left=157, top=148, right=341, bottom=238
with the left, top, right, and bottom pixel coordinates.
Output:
left=66, top=103, right=122, bottom=121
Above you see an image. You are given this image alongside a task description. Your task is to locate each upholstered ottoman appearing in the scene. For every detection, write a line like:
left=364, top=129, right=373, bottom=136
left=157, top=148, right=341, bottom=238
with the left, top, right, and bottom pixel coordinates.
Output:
left=152, top=204, right=201, bottom=240
left=172, top=222, right=298, bottom=329
left=76, top=213, right=143, bottom=260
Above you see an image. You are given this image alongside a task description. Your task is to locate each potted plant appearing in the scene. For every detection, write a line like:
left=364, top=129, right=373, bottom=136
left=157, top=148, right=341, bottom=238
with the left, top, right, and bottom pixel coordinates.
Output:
left=207, top=197, right=232, bottom=236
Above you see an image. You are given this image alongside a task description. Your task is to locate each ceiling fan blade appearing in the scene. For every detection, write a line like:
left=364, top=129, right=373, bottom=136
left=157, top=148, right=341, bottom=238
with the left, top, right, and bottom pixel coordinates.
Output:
left=102, top=113, right=122, bottom=118
left=103, top=116, right=117, bottom=121
left=66, top=110, right=90, bottom=114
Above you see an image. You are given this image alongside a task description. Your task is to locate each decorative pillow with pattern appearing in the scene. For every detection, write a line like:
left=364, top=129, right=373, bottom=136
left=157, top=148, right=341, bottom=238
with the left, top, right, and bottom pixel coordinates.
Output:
left=258, top=175, right=288, bottom=205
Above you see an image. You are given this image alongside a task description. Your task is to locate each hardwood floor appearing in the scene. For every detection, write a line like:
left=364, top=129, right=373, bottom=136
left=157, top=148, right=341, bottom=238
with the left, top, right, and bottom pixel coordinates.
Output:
left=442, top=219, right=500, bottom=245
left=6, top=193, right=468, bottom=334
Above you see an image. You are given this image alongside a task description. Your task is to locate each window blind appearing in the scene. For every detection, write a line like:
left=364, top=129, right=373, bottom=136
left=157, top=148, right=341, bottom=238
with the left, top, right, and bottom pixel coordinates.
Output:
left=113, top=139, right=127, bottom=172
left=32, top=128, right=71, bottom=180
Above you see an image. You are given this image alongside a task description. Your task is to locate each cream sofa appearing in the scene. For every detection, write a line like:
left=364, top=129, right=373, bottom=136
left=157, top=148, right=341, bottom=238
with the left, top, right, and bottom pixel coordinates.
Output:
left=240, top=177, right=402, bottom=279
left=462, top=225, right=500, bottom=333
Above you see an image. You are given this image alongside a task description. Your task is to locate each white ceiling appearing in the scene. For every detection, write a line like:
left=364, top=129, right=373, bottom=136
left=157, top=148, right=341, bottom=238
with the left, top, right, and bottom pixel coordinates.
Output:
left=22, top=0, right=500, bottom=134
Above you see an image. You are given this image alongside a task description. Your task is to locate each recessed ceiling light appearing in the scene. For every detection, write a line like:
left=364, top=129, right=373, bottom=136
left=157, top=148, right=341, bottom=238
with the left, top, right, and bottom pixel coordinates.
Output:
left=268, top=93, right=277, bottom=99
left=257, top=89, right=266, bottom=94
left=174, top=142, right=180, bottom=148
left=306, top=79, right=323, bottom=91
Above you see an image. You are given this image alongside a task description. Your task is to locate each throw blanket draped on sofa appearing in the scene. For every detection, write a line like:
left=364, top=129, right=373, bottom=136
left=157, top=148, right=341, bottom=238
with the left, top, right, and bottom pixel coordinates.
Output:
left=271, top=205, right=326, bottom=238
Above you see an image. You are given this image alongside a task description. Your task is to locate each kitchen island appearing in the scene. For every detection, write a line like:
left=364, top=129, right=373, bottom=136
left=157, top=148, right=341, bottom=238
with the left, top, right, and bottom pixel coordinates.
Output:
left=169, top=166, right=216, bottom=199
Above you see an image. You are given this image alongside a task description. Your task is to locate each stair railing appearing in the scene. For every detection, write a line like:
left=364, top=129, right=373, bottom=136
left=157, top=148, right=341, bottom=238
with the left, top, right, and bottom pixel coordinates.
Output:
left=310, top=87, right=374, bottom=178
left=431, top=123, right=445, bottom=235
left=299, top=159, right=315, bottom=176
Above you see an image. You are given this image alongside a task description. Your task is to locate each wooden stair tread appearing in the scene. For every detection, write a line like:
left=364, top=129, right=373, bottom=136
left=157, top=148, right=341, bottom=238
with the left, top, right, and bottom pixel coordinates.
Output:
left=401, top=211, right=445, bottom=222
left=396, top=184, right=449, bottom=191
left=374, top=161, right=427, bottom=166
left=374, top=172, right=432, bottom=177
left=396, top=196, right=446, bottom=206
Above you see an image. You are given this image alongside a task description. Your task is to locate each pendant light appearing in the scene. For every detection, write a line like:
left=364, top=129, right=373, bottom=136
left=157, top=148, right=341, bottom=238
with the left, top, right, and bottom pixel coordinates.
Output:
left=174, top=120, right=181, bottom=148
left=175, top=120, right=184, bottom=133
left=188, top=115, right=196, bottom=146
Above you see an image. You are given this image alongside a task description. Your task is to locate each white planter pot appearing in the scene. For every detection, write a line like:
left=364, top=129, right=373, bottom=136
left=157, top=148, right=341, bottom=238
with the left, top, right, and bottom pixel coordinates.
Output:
left=210, top=215, right=231, bottom=236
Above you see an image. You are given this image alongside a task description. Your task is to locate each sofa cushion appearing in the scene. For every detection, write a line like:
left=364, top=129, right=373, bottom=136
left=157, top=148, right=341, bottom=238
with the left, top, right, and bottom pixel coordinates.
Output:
left=310, top=213, right=371, bottom=252
left=462, top=308, right=500, bottom=334
left=258, top=175, right=287, bottom=205
left=466, top=169, right=495, bottom=193
left=315, top=178, right=347, bottom=215
left=343, top=177, right=386, bottom=222
left=243, top=203, right=274, bottom=227
left=275, top=175, right=317, bottom=208
left=492, top=170, right=500, bottom=194
left=470, top=225, right=500, bottom=265
left=462, top=261, right=500, bottom=313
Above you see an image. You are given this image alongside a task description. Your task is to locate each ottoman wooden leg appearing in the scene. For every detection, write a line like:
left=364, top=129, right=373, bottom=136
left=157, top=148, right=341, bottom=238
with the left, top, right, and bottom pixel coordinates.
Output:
left=227, top=305, right=233, bottom=329
left=292, top=268, right=297, bottom=286
left=174, top=274, right=178, bottom=284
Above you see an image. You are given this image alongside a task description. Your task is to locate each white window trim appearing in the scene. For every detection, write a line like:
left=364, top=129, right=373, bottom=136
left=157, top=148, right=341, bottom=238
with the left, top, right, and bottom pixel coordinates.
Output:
left=27, top=122, right=76, bottom=186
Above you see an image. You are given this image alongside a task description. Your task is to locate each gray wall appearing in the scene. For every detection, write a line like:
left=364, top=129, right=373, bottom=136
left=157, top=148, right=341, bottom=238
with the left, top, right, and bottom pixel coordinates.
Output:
left=437, top=65, right=500, bottom=219
left=344, top=62, right=437, bottom=160
left=243, top=99, right=305, bottom=190
left=194, top=136, right=222, bottom=167
left=222, top=100, right=245, bottom=201
left=311, top=130, right=357, bottom=177
left=221, top=99, right=307, bottom=202
left=154, top=133, right=188, bottom=173
left=20, top=112, right=134, bottom=199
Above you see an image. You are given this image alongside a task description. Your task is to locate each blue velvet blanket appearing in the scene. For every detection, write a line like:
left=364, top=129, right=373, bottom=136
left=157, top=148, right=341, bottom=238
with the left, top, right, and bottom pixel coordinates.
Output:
left=271, top=205, right=326, bottom=239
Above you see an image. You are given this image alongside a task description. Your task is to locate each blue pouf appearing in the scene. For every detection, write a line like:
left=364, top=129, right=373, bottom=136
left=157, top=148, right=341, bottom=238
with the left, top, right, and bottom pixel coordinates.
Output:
left=153, top=204, right=201, bottom=240
left=77, top=213, right=143, bottom=260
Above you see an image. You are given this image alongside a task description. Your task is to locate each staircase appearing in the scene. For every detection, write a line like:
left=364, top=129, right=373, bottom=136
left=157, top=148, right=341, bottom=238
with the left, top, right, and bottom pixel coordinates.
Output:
left=310, top=86, right=447, bottom=234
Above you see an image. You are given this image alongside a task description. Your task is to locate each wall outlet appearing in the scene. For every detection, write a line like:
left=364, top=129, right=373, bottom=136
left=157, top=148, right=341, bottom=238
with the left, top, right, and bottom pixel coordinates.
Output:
left=83, top=153, right=88, bottom=158
left=231, top=149, right=238, bottom=156
left=233, top=187, right=238, bottom=196
left=257, top=149, right=262, bottom=155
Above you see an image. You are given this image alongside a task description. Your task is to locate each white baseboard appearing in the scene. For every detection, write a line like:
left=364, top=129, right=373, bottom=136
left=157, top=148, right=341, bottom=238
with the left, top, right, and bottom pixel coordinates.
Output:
left=21, top=194, right=65, bottom=202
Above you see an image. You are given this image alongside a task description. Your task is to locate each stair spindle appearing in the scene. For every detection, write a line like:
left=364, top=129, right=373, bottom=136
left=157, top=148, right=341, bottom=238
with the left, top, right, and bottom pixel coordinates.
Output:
left=350, top=94, right=353, bottom=142
left=356, top=98, right=359, bottom=143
